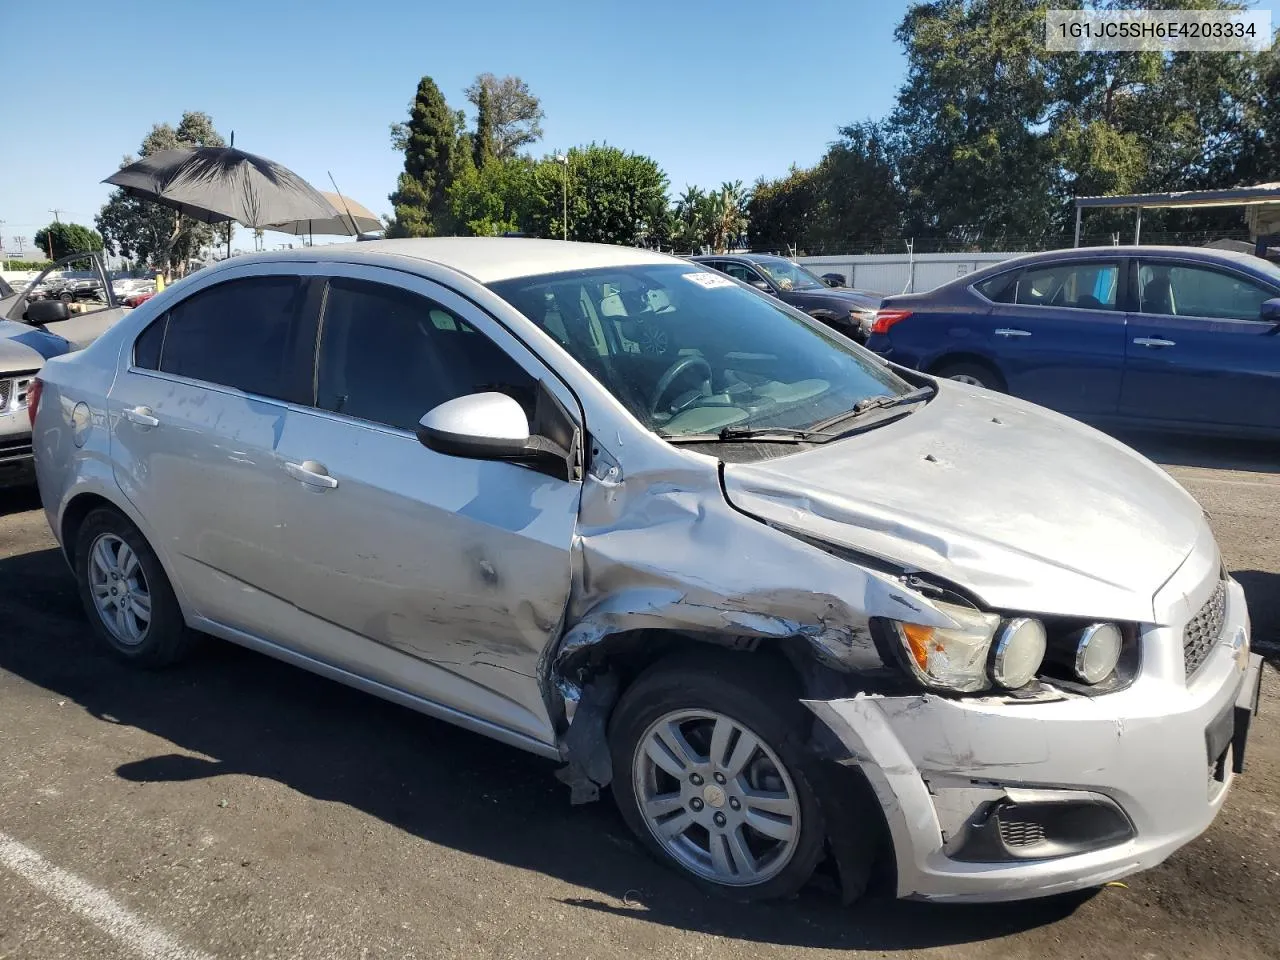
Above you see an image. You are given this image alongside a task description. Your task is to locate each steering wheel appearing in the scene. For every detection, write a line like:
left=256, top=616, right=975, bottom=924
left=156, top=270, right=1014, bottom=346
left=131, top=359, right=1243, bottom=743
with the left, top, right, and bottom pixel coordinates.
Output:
left=649, top=356, right=712, bottom=419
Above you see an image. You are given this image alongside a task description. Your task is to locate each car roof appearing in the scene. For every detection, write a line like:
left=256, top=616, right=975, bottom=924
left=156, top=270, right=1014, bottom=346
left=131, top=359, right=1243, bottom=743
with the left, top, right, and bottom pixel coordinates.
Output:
left=977, top=244, right=1270, bottom=272
left=222, top=237, right=682, bottom=284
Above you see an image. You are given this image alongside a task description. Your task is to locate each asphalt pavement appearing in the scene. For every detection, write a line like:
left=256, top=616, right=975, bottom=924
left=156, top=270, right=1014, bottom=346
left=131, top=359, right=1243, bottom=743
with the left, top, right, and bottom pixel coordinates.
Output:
left=0, top=432, right=1277, bottom=960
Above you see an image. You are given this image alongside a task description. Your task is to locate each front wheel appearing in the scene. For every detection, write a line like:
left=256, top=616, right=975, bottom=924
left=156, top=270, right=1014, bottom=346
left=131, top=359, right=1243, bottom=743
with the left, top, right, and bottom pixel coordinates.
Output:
left=609, top=654, right=834, bottom=900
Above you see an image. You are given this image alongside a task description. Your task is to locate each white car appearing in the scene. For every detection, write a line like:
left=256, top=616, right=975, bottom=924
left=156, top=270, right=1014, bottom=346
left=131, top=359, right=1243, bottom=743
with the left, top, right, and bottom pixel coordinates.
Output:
left=31, top=238, right=1262, bottom=903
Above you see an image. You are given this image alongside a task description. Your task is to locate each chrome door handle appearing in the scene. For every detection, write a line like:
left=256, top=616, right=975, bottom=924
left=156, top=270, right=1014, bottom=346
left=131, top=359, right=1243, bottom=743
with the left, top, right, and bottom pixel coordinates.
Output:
left=1133, top=337, right=1176, bottom=348
left=123, top=406, right=159, bottom=427
left=286, top=460, right=338, bottom=489
left=994, top=328, right=1032, bottom=338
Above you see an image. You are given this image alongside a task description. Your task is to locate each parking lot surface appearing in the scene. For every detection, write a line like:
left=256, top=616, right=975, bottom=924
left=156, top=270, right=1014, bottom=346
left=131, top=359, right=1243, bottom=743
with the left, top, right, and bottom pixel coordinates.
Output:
left=1, top=433, right=1277, bottom=960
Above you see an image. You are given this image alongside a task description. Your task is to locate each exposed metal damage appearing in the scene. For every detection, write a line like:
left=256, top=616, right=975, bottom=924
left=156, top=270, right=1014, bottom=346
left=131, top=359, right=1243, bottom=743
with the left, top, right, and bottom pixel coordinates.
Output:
left=544, top=443, right=958, bottom=804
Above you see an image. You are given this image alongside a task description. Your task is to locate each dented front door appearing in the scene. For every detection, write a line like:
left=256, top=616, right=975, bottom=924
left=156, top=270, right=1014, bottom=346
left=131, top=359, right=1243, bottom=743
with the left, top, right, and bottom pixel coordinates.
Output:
left=272, top=266, right=582, bottom=747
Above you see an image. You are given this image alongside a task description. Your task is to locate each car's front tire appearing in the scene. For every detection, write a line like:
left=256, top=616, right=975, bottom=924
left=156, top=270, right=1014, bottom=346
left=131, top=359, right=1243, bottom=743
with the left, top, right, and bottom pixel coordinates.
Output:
left=609, top=652, right=833, bottom=901
left=73, top=507, right=195, bottom=667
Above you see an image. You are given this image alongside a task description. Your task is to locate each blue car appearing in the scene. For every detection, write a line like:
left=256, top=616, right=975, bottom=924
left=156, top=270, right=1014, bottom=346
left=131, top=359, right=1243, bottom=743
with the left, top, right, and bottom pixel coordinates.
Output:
left=865, top=246, right=1280, bottom=438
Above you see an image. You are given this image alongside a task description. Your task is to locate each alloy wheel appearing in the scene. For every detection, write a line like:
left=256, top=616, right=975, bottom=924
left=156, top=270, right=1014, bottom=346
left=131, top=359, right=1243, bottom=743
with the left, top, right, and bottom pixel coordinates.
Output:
left=632, top=709, right=800, bottom=886
left=88, top=533, right=152, bottom=646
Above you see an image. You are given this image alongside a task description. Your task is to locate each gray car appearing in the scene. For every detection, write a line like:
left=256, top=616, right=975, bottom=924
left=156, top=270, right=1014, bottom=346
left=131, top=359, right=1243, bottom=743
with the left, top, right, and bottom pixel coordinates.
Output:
left=0, top=253, right=129, bottom=485
left=31, top=239, right=1261, bottom=903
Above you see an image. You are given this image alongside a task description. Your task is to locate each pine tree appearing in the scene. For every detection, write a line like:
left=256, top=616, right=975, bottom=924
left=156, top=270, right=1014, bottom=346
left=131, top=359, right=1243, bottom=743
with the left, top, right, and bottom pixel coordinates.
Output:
left=473, top=85, right=495, bottom=170
left=387, top=76, right=459, bottom=237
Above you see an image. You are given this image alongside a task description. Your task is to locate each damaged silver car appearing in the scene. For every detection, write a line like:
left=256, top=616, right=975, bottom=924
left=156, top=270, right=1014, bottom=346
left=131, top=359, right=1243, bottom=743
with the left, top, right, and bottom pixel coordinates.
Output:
left=31, top=239, right=1263, bottom=903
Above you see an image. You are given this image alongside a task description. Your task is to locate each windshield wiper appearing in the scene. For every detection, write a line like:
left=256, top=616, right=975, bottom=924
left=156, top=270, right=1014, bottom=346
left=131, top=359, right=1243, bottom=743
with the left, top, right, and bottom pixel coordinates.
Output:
left=809, top=385, right=936, bottom=433
left=664, top=424, right=830, bottom=444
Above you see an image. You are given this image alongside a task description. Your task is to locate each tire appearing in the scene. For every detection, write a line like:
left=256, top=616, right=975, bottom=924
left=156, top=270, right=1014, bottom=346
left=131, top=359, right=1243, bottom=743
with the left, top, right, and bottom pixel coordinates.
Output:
left=73, top=507, right=196, bottom=667
left=608, top=651, right=833, bottom=901
left=933, top=360, right=1004, bottom=391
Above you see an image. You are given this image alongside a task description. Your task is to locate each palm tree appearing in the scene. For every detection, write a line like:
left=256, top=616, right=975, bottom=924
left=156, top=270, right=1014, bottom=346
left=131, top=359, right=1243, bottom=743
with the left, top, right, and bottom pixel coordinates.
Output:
left=713, top=180, right=750, bottom=253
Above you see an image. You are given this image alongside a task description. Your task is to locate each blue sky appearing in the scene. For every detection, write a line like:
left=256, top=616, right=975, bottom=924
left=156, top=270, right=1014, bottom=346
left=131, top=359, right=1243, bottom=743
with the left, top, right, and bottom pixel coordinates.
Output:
left=0, top=0, right=911, bottom=255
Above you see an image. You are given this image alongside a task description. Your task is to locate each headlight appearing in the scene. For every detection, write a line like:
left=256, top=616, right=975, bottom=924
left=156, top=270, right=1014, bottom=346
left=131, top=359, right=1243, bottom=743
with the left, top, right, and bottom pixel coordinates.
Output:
left=990, top=618, right=1047, bottom=689
left=887, top=601, right=1002, bottom=692
left=1070, top=623, right=1123, bottom=684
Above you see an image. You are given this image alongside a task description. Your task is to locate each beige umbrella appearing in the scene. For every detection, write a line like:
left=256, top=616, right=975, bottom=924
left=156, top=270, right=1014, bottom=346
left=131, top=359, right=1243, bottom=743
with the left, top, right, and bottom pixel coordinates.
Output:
left=264, top=190, right=383, bottom=238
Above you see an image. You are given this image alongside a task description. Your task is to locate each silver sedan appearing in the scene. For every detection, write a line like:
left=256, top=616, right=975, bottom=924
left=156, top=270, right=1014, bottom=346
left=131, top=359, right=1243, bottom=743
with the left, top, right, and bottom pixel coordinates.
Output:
left=31, top=239, right=1261, bottom=903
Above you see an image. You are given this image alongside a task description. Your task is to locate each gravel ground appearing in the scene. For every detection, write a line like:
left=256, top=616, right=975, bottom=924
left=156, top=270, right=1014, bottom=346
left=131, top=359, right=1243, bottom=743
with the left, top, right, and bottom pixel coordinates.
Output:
left=0, top=433, right=1277, bottom=960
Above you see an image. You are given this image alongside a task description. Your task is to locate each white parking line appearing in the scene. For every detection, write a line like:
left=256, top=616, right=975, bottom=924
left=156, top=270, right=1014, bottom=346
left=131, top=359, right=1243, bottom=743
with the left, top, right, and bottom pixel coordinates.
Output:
left=0, top=832, right=213, bottom=960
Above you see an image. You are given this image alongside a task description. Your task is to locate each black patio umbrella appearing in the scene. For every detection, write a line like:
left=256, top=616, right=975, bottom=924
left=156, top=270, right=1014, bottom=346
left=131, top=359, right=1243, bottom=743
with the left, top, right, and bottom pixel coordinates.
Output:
left=103, top=146, right=341, bottom=257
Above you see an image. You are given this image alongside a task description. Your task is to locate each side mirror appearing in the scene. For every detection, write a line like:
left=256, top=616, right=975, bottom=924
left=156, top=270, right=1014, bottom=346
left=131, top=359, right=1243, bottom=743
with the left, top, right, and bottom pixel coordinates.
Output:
left=821, top=274, right=845, bottom=288
left=748, top=279, right=774, bottom=294
left=25, top=299, right=70, bottom=325
left=1261, top=298, right=1280, bottom=323
left=417, top=392, right=531, bottom=460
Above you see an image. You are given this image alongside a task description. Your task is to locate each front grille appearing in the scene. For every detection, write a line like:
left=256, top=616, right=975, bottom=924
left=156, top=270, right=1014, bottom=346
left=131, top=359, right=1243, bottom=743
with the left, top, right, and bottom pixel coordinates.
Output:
left=1, top=373, right=35, bottom=413
left=0, top=378, right=10, bottom=410
left=998, top=817, right=1047, bottom=848
left=0, top=436, right=33, bottom=464
left=1184, top=580, right=1227, bottom=680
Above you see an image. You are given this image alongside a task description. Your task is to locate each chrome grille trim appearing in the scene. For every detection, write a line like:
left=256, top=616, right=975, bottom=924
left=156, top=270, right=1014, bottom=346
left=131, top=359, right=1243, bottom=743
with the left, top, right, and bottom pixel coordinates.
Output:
left=1183, top=579, right=1226, bottom=680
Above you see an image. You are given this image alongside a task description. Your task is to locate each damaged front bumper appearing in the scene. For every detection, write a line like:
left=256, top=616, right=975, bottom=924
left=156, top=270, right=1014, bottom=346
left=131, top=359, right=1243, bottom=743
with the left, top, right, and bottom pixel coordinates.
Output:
left=805, top=577, right=1260, bottom=903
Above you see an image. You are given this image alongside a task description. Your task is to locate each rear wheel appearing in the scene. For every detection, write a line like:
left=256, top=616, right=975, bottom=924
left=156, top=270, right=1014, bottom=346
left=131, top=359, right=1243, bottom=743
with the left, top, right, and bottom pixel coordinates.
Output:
left=609, top=653, right=834, bottom=900
left=74, top=507, right=196, bottom=667
left=933, top=360, right=1004, bottom=391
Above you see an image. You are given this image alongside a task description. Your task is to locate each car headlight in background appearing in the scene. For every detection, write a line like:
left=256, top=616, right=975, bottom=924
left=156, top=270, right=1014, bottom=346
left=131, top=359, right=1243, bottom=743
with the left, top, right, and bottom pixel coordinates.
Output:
left=1069, top=622, right=1123, bottom=684
left=990, top=618, right=1048, bottom=689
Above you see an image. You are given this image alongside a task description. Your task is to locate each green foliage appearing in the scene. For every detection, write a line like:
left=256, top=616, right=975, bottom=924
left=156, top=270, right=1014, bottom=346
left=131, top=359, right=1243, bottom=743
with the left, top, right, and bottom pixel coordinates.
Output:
left=2, top=260, right=49, bottom=271
left=473, top=85, right=496, bottom=170
left=387, top=76, right=461, bottom=237
left=33, top=222, right=103, bottom=261
left=525, top=146, right=671, bottom=246
left=95, top=111, right=227, bottom=275
left=448, top=155, right=536, bottom=236
left=465, top=74, right=544, bottom=158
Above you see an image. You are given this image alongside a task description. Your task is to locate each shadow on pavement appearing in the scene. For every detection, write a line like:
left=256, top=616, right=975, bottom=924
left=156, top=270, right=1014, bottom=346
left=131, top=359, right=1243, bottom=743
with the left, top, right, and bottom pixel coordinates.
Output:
left=0, top=542, right=1091, bottom=951
left=0, top=486, right=41, bottom=518
left=1112, top=431, right=1280, bottom=474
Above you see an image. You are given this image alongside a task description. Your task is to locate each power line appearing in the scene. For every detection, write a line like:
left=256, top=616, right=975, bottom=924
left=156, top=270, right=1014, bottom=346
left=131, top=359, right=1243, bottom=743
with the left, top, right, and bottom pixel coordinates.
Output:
left=48, top=208, right=64, bottom=224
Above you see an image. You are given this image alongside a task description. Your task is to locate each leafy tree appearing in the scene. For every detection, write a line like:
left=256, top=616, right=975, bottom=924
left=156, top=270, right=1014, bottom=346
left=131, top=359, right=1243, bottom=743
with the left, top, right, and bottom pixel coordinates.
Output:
left=95, top=111, right=227, bottom=276
left=473, top=84, right=496, bottom=170
left=814, top=121, right=905, bottom=247
left=748, top=166, right=820, bottom=252
left=387, top=76, right=461, bottom=237
left=448, top=155, right=536, bottom=236
left=33, top=222, right=103, bottom=261
left=524, top=145, right=669, bottom=246
left=464, top=74, right=545, bottom=158
left=672, top=186, right=711, bottom=252
left=706, top=181, right=750, bottom=253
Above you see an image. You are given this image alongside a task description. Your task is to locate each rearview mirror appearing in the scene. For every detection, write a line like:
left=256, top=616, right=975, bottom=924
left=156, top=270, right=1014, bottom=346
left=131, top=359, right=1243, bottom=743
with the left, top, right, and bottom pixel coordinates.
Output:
left=25, top=299, right=70, bottom=326
left=417, top=392, right=531, bottom=459
left=1261, top=298, right=1280, bottom=323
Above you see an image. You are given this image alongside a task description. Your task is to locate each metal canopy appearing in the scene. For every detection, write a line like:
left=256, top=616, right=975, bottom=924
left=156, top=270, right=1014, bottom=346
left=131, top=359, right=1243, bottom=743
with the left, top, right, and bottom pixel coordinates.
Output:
left=1072, top=182, right=1280, bottom=250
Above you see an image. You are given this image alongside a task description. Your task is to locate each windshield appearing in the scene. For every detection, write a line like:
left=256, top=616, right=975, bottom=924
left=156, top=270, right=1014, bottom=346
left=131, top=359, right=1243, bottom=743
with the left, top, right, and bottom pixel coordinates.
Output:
left=489, top=264, right=909, bottom=438
left=751, top=257, right=827, bottom=292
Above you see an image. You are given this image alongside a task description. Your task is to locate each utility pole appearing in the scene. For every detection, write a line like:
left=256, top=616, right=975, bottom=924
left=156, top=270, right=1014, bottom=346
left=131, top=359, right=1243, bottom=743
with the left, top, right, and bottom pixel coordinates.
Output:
left=13, top=236, right=26, bottom=258
left=49, top=208, right=63, bottom=224
left=45, top=210, right=64, bottom=261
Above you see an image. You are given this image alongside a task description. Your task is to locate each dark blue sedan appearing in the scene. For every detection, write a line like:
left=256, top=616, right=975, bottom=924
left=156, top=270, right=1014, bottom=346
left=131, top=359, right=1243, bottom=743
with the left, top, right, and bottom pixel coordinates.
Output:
left=865, top=246, right=1280, bottom=437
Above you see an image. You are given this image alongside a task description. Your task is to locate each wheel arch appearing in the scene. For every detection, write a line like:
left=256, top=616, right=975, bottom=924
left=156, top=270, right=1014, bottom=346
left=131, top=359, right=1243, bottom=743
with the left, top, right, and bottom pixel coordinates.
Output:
left=926, top=352, right=1008, bottom=390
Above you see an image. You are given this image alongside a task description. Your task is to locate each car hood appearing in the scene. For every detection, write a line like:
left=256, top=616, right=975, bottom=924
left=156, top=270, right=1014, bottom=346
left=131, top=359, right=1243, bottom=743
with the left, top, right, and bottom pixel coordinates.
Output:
left=721, top=383, right=1208, bottom=624
left=0, top=323, right=61, bottom=372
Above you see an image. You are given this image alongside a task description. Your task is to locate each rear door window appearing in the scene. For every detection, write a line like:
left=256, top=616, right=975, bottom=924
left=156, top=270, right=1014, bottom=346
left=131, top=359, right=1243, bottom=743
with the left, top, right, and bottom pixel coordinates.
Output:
left=1014, top=262, right=1119, bottom=311
left=156, top=275, right=308, bottom=401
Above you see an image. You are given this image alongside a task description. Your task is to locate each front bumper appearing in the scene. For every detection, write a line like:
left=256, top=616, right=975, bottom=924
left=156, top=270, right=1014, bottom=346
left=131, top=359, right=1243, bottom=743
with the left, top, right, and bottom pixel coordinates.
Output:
left=806, top=576, right=1260, bottom=902
left=0, top=414, right=35, bottom=488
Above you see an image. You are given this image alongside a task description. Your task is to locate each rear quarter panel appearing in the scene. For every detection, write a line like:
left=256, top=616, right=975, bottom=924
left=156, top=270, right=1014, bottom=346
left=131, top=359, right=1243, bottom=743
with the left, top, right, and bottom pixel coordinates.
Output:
left=868, top=286, right=995, bottom=371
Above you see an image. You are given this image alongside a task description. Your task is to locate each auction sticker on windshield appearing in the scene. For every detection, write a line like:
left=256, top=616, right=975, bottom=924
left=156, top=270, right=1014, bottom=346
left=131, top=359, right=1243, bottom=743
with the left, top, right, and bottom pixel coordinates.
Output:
left=682, top=271, right=736, bottom=289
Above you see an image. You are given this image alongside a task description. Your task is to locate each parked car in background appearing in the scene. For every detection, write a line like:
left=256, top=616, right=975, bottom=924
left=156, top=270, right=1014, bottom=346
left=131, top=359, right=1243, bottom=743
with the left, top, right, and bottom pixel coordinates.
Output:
left=865, top=246, right=1280, bottom=438
left=32, top=238, right=1260, bottom=904
left=692, top=254, right=882, bottom=342
left=0, top=251, right=127, bottom=485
